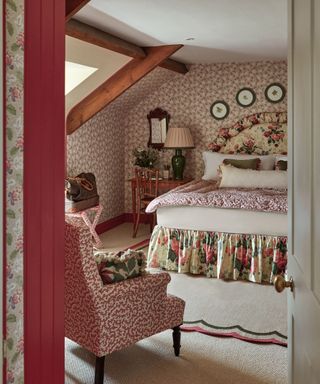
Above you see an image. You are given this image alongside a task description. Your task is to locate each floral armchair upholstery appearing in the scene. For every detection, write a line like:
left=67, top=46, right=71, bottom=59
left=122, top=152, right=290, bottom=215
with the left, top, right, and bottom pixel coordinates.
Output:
left=65, top=218, right=185, bottom=384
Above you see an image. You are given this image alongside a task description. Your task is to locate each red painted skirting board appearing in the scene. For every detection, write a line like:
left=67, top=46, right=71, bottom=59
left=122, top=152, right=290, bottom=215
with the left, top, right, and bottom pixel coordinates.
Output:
left=96, top=214, right=126, bottom=234
left=96, top=213, right=151, bottom=234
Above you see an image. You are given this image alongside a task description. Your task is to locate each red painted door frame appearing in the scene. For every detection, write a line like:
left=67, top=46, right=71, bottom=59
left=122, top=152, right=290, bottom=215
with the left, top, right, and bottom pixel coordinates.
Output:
left=24, top=1, right=65, bottom=383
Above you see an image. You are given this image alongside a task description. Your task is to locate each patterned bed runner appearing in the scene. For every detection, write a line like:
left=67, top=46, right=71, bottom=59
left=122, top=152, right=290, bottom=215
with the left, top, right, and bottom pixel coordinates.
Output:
left=146, top=179, right=287, bottom=214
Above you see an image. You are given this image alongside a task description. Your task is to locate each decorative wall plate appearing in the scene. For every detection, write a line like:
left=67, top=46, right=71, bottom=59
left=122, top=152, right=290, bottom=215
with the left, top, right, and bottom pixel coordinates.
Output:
left=265, top=83, right=286, bottom=103
left=236, top=87, right=256, bottom=107
left=210, top=100, right=229, bottom=120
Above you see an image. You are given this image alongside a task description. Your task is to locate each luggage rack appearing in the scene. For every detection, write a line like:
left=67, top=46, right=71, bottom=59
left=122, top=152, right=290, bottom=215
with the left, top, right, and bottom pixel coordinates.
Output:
left=65, top=204, right=103, bottom=248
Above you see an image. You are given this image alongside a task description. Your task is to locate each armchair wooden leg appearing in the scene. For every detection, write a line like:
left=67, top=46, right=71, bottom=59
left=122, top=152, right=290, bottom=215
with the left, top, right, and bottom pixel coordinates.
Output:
left=94, top=355, right=105, bottom=384
left=172, top=325, right=181, bottom=356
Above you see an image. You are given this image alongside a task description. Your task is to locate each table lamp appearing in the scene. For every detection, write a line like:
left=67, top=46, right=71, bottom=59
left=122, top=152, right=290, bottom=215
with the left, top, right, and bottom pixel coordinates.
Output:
left=164, top=127, right=194, bottom=180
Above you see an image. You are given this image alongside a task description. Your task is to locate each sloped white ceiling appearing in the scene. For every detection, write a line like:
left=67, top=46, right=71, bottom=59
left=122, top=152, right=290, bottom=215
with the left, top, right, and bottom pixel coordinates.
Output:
left=65, top=36, right=131, bottom=115
left=75, top=0, right=287, bottom=64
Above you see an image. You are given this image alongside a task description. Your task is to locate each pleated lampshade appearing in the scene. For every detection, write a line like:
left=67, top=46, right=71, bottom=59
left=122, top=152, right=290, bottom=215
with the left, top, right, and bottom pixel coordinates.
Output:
left=164, top=127, right=194, bottom=149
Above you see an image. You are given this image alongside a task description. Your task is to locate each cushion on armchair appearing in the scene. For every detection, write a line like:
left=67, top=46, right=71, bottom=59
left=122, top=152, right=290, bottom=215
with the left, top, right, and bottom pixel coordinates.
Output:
left=94, top=249, right=147, bottom=284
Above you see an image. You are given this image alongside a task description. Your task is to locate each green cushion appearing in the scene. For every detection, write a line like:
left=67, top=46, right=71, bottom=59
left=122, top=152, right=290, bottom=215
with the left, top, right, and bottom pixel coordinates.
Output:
left=276, top=160, right=287, bottom=171
left=223, top=158, right=260, bottom=170
left=94, top=249, right=147, bottom=284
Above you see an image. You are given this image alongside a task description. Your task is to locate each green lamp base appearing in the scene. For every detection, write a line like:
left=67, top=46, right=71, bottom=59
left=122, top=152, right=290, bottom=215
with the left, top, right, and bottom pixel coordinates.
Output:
left=171, top=149, right=185, bottom=180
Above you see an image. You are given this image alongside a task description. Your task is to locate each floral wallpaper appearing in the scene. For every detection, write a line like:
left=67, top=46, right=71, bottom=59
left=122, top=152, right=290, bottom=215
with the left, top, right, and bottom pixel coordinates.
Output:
left=5, top=0, right=25, bottom=382
left=67, top=67, right=177, bottom=223
left=67, top=104, right=125, bottom=223
left=68, top=61, right=287, bottom=218
left=123, top=61, right=287, bottom=211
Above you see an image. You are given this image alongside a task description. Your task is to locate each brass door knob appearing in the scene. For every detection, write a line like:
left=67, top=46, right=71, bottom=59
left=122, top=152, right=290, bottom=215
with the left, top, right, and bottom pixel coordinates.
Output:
left=274, top=275, right=294, bottom=293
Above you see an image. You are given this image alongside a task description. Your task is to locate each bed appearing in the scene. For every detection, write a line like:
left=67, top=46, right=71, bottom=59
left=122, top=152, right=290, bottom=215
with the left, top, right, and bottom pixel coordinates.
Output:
left=146, top=111, right=288, bottom=284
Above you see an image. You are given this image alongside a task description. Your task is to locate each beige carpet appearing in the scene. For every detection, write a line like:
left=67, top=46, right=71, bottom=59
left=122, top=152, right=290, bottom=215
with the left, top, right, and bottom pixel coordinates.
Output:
left=65, top=224, right=288, bottom=383
left=65, top=277, right=287, bottom=384
left=98, top=223, right=150, bottom=253
left=65, top=330, right=287, bottom=384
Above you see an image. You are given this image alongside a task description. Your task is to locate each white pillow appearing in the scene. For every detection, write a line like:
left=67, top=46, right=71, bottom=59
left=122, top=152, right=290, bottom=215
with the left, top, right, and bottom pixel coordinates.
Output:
left=219, top=165, right=287, bottom=189
left=202, top=151, right=275, bottom=180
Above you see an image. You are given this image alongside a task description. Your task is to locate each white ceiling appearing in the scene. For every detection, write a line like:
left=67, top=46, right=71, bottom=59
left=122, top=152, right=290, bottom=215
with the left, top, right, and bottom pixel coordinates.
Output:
left=75, top=0, right=288, bottom=64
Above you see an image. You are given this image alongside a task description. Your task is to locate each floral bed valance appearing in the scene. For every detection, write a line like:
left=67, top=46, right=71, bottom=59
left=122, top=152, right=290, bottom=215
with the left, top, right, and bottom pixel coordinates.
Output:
left=148, top=226, right=287, bottom=284
left=208, top=111, right=287, bottom=155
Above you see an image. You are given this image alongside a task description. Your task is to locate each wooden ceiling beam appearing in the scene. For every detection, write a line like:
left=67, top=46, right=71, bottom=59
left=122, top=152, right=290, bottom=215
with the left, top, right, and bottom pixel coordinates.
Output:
left=153, top=56, right=187, bottom=74
left=161, top=58, right=188, bottom=74
left=66, top=44, right=183, bottom=135
left=65, top=0, right=90, bottom=22
left=66, top=19, right=146, bottom=59
left=66, top=19, right=188, bottom=74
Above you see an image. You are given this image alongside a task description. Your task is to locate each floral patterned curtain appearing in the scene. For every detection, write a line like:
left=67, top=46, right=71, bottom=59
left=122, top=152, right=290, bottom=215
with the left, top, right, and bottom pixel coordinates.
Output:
left=148, top=226, right=287, bottom=284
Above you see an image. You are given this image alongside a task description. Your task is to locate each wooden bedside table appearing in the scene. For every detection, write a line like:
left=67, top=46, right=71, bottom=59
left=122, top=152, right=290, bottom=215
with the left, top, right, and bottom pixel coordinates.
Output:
left=130, top=177, right=193, bottom=228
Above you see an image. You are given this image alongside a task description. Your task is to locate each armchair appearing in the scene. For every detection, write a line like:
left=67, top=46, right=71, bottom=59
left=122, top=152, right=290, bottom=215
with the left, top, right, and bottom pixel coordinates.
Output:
left=65, top=218, right=185, bottom=384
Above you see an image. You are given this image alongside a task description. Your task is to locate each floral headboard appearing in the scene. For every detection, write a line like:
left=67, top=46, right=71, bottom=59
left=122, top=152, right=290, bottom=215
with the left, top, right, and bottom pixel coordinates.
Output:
left=208, top=112, right=287, bottom=155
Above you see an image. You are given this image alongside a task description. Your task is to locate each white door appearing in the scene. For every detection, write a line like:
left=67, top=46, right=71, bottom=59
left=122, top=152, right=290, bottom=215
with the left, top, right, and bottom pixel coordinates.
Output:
left=287, top=0, right=320, bottom=382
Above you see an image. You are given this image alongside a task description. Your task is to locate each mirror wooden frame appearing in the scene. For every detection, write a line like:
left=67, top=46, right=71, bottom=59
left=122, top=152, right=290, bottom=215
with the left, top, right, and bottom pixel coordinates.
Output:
left=147, top=108, right=170, bottom=149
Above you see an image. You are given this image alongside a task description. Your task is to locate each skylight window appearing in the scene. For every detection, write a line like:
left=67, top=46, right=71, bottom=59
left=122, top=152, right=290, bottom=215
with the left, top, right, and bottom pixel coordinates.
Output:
left=65, top=61, right=98, bottom=95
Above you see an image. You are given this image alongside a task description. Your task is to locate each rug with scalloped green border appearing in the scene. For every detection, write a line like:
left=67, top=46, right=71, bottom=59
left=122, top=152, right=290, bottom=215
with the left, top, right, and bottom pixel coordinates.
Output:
left=130, top=239, right=287, bottom=347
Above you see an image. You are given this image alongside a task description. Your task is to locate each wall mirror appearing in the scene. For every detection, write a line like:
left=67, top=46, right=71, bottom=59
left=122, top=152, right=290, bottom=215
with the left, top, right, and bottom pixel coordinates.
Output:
left=147, top=108, right=170, bottom=149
